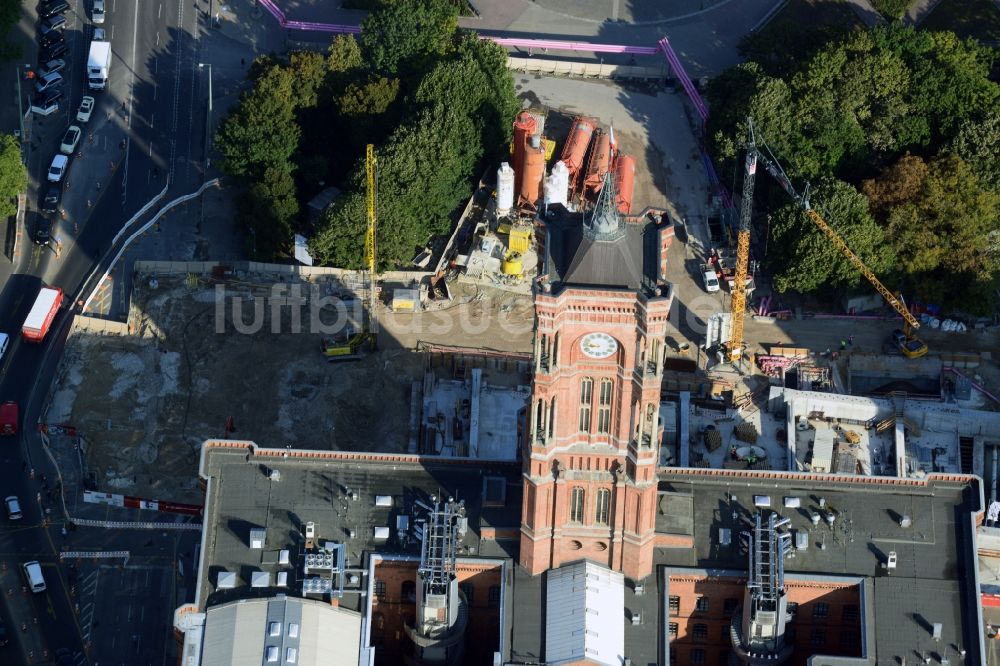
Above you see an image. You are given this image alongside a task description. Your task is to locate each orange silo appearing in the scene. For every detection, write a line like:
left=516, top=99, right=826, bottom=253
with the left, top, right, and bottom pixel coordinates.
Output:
left=614, top=155, right=636, bottom=214
left=584, top=129, right=611, bottom=196
left=559, top=117, right=595, bottom=189
left=519, top=135, right=545, bottom=209
left=512, top=111, right=537, bottom=198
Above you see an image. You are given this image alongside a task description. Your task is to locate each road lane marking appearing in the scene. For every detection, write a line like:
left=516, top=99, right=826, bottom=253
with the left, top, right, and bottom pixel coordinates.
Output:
left=158, top=3, right=161, bottom=18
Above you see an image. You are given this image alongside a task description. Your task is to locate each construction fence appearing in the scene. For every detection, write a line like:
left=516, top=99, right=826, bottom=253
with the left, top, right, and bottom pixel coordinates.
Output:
left=506, top=56, right=668, bottom=81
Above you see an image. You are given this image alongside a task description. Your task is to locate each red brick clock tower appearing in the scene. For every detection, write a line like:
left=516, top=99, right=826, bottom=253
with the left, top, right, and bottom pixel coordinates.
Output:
left=519, top=178, right=674, bottom=581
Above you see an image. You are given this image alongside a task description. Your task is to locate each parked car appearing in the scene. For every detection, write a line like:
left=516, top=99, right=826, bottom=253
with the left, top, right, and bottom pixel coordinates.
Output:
left=35, top=72, right=62, bottom=92
left=93, top=27, right=106, bottom=40
left=4, top=496, right=22, bottom=520
left=34, top=70, right=63, bottom=93
left=40, top=41, right=68, bottom=60
left=0, top=619, right=9, bottom=646
left=39, top=14, right=67, bottom=35
left=38, top=58, right=65, bottom=77
left=76, top=95, right=94, bottom=123
left=39, top=30, right=64, bottom=48
left=33, top=218, right=53, bottom=245
left=47, top=154, right=69, bottom=182
left=39, top=0, right=70, bottom=18
left=60, top=125, right=81, bottom=154
left=92, top=0, right=105, bottom=23
left=41, top=186, right=61, bottom=215
left=30, top=89, right=62, bottom=116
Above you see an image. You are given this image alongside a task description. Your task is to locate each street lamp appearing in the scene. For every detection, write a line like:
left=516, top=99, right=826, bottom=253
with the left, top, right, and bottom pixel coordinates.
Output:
left=197, top=63, right=213, bottom=171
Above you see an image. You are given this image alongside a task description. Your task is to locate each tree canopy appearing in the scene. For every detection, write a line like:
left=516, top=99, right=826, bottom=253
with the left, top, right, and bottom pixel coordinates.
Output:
left=708, top=22, right=1000, bottom=313
left=0, top=134, right=26, bottom=219
left=212, top=0, right=515, bottom=264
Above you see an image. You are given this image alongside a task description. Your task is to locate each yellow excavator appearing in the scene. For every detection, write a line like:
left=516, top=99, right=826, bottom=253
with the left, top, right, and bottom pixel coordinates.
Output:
left=322, top=144, right=379, bottom=361
left=728, top=118, right=927, bottom=361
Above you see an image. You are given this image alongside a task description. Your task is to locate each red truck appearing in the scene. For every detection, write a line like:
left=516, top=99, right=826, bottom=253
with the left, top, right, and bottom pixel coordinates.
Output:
left=22, top=286, right=63, bottom=342
left=0, top=402, right=17, bottom=435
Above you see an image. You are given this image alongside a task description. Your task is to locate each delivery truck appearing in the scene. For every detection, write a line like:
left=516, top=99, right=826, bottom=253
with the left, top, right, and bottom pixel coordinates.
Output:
left=86, top=40, right=111, bottom=90
left=22, top=286, right=63, bottom=342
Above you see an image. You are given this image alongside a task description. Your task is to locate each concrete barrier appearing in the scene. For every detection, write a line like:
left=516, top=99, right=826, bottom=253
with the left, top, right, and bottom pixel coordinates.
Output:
left=506, top=56, right=667, bottom=81
left=71, top=315, right=129, bottom=336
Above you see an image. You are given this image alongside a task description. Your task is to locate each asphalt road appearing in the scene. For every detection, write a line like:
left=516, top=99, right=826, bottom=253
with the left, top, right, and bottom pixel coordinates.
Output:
left=1, top=0, right=208, bottom=663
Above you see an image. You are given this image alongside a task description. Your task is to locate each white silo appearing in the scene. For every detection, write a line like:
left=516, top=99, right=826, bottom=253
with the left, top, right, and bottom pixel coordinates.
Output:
left=496, top=162, right=515, bottom=216
left=544, top=160, right=570, bottom=209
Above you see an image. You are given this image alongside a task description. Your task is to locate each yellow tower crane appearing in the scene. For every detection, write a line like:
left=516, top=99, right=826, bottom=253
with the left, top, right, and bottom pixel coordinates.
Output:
left=321, top=144, right=379, bottom=360
left=365, top=143, right=378, bottom=349
left=727, top=119, right=927, bottom=361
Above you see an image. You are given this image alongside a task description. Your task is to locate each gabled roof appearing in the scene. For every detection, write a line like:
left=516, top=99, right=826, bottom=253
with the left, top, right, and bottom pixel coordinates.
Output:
left=545, top=560, right=625, bottom=666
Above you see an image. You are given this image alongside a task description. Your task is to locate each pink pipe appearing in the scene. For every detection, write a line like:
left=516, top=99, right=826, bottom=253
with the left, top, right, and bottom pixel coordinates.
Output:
left=946, top=367, right=1000, bottom=405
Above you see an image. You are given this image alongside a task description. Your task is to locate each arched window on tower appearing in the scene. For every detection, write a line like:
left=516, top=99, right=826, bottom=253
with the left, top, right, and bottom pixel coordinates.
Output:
left=570, top=487, right=585, bottom=523
left=597, top=379, right=613, bottom=434
left=579, top=378, right=593, bottom=432
left=595, top=488, right=611, bottom=525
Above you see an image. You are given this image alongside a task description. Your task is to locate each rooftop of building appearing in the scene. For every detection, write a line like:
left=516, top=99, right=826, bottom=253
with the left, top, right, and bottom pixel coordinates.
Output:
left=654, top=469, right=985, bottom=665
left=195, top=441, right=522, bottom=613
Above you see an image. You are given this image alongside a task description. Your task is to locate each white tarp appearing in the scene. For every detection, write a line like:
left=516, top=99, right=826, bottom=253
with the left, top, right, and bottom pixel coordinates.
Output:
left=294, top=234, right=314, bottom=266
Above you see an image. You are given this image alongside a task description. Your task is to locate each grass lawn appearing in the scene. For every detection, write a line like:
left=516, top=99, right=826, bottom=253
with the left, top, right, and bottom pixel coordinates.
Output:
left=921, top=0, right=1000, bottom=42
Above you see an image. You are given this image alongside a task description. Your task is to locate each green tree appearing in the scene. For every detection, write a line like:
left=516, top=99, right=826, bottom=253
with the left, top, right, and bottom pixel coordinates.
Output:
left=312, top=105, right=480, bottom=268
left=337, top=75, right=402, bottom=150
left=327, top=34, right=363, bottom=74
left=239, top=168, right=299, bottom=260
left=888, top=154, right=999, bottom=277
left=360, top=0, right=458, bottom=76
left=871, top=0, right=911, bottom=19
left=215, top=65, right=300, bottom=180
left=288, top=51, right=329, bottom=110
left=769, top=177, right=894, bottom=293
left=415, top=36, right=518, bottom=158
left=0, top=134, right=26, bottom=219
left=0, top=0, right=23, bottom=61
left=951, top=110, right=1000, bottom=194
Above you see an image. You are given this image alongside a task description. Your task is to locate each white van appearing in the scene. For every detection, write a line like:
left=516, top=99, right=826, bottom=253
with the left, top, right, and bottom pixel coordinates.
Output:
left=22, top=561, right=46, bottom=593
left=0, top=333, right=8, bottom=363
left=702, top=269, right=720, bottom=293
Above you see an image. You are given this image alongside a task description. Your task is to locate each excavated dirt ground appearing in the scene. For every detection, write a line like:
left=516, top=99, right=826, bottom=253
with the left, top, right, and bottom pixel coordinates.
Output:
left=46, top=275, right=533, bottom=503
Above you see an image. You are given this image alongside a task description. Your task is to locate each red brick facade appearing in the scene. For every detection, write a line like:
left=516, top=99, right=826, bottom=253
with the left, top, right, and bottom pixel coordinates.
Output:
left=666, top=574, right=863, bottom=665
left=369, top=560, right=503, bottom=666
left=520, top=284, right=673, bottom=580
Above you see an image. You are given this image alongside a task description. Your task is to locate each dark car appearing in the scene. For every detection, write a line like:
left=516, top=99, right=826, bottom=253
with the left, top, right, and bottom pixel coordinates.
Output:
left=39, top=14, right=67, bottom=35
left=54, top=648, right=73, bottom=665
left=41, top=186, right=61, bottom=214
left=41, top=41, right=68, bottom=60
left=0, top=619, right=8, bottom=646
left=39, top=0, right=70, bottom=18
left=33, top=217, right=53, bottom=245
left=32, top=88, right=63, bottom=107
left=39, top=30, right=64, bottom=48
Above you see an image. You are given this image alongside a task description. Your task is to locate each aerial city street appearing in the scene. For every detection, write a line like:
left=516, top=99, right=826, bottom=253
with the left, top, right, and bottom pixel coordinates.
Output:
left=0, top=0, right=999, bottom=664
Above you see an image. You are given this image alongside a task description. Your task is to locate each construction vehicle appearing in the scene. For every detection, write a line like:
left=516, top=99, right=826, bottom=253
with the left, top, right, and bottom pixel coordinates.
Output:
left=321, top=144, right=378, bottom=360
left=727, top=118, right=926, bottom=361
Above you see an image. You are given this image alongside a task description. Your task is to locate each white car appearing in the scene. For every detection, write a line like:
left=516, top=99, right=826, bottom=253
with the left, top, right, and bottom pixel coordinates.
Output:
left=76, top=96, right=95, bottom=123
left=702, top=269, right=720, bottom=293
left=5, top=496, right=21, bottom=520
left=93, top=27, right=106, bottom=40
left=92, top=0, right=105, bottom=23
left=60, top=125, right=81, bottom=154
left=48, top=154, right=69, bottom=182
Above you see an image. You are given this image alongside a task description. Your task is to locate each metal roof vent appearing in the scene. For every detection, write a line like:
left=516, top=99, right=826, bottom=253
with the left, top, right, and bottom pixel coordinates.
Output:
left=783, top=496, right=801, bottom=508
left=249, top=528, right=265, bottom=549
left=251, top=571, right=270, bottom=588
left=630, top=611, right=642, bottom=625
left=279, top=549, right=290, bottom=565
left=269, top=469, right=281, bottom=482
left=634, top=583, right=645, bottom=596
left=810, top=512, right=821, bottom=526
left=899, top=514, right=912, bottom=528
left=753, top=495, right=771, bottom=508
left=276, top=571, right=288, bottom=587
left=825, top=512, right=836, bottom=527
left=216, top=571, right=237, bottom=589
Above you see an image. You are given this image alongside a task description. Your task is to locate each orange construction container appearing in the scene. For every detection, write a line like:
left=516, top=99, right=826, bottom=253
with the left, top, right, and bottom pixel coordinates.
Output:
left=584, top=130, right=611, bottom=195
left=512, top=111, right=537, bottom=198
left=614, top=155, right=636, bottom=214
left=560, top=117, right=594, bottom=184
left=519, top=138, right=545, bottom=208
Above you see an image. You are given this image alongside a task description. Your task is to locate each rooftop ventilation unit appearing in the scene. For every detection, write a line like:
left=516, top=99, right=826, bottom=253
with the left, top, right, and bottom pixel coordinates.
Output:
left=630, top=611, right=642, bottom=625
left=304, top=552, right=335, bottom=573
left=634, top=583, right=645, bottom=596
left=899, top=514, right=912, bottom=528
left=305, top=522, right=316, bottom=539
left=279, top=550, right=290, bottom=565
left=251, top=571, right=270, bottom=588
left=249, top=528, right=265, bottom=549
left=302, top=577, right=333, bottom=595
left=719, top=527, right=732, bottom=547
left=276, top=571, right=288, bottom=587
left=374, top=526, right=390, bottom=541
left=216, top=571, right=237, bottom=589
left=783, top=497, right=800, bottom=508
left=375, top=495, right=392, bottom=508
left=269, top=469, right=281, bottom=482
left=794, top=531, right=808, bottom=551
left=753, top=496, right=771, bottom=508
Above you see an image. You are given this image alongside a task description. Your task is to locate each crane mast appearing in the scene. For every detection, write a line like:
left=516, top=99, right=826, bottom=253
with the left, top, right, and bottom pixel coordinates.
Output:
left=727, top=122, right=758, bottom=361
left=365, top=143, right=378, bottom=348
left=726, top=118, right=922, bottom=363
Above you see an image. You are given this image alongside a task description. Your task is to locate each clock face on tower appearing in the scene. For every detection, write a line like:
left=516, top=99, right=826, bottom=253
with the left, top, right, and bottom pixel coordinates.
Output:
left=580, top=332, right=618, bottom=359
